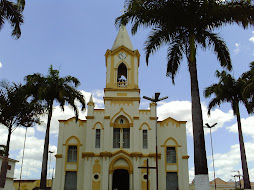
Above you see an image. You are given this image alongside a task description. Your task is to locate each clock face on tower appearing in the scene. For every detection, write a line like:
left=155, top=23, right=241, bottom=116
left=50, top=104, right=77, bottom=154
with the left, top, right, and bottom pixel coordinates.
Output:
left=118, top=52, right=127, bottom=60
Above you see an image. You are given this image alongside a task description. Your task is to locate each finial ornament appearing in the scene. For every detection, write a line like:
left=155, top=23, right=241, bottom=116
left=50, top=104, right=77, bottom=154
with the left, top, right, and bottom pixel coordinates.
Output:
left=87, top=94, right=95, bottom=106
left=89, top=95, right=94, bottom=103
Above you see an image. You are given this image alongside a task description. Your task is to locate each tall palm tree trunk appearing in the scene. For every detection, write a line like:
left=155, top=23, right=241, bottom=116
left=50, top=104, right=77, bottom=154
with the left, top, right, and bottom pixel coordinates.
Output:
left=235, top=104, right=251, bottom=189
left=0, top=126, right=12, bottom=188
left=188, top=34, right=209, bottom=190
left=6, top=126, right=12, bottom=156
left=40, top=103, right=53, bottom=190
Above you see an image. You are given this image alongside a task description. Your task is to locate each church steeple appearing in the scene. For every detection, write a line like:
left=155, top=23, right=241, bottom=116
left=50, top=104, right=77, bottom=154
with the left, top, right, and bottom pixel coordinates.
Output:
left=111, top=25, right=134, bottom=51
left=105, top=26, right=140, bottom=91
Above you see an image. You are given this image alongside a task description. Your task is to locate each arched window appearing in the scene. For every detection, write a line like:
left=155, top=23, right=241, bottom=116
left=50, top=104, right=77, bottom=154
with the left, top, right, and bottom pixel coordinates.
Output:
left=117, top=63, right=127, bottom=88
left=67, top=146, right=77, bottom=162
left=143, top=130, right=148, bottom=149
left=113, top=116, right=130, bottom=148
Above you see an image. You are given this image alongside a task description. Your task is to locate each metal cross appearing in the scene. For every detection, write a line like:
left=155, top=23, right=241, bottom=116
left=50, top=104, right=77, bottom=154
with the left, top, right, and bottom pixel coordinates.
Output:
left=120, top=7, right=126, bottom=15
left=138, top=159, right=156, bottom=190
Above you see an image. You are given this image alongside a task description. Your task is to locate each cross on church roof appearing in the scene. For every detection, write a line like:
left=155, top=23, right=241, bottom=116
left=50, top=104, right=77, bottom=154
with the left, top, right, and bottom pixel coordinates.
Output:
left=120, top=7, right=126, bottom=15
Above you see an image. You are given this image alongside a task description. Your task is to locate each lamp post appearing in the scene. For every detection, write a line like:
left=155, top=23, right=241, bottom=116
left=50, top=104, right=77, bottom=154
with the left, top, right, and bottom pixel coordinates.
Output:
left=232, top=170, right=242, bottom=189
left=143, top=92, right=168, bottom=190
left=18, top=127, right=28, bottom=190
left=52, top=167, right=54, bottom=190
left=205, top=123, right=217, bottom=190
left=48, top=151, right=54, bottom=189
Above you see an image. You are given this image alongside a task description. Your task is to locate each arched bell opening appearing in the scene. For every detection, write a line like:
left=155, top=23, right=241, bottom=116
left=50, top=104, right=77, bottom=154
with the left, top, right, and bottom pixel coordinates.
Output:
left=117, top=63, right=128, bottom=88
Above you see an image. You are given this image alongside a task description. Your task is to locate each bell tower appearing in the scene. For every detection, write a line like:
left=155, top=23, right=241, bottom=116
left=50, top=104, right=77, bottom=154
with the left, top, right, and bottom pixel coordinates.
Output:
left=104, top=26, right=140, bottom=93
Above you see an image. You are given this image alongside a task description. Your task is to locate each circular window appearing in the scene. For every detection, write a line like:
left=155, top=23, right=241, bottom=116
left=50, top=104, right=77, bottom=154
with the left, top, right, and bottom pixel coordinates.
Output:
left=142, top=173, right=149, bottom=181
left=93, top=173, right=100, bottom=181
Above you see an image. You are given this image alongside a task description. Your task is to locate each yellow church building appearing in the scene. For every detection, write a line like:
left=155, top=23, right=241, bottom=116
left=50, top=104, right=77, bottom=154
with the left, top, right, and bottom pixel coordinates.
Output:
left=54, top=26, right=189, bottom=190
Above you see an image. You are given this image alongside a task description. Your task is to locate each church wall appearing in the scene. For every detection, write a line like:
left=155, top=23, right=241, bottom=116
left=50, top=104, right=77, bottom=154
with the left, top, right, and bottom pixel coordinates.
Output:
left=54, top=26, right=189, bottom=190
left=158, top=120, right=189, bottom=190
left=55, top=119, right=86, bottom=190
left=55, top=107, right=189, bottom=190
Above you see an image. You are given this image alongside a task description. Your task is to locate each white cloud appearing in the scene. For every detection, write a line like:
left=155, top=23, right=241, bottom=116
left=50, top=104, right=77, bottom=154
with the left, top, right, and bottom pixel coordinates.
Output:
left=249, top=31, right=254, bottom=43
left=79, top=90, right=104, bottom=108
left=0, top=62, right=2, bottom=69
left=250, top=37, right=254, bottom=43
left=35, top=89, right=104, bottom=135
left=0, top=90, right=104, bottom=179
left=234, top=43, right=240, bottom=54
left=157, top=101, right=234, bottom=135
left=0, top=126, right=57, bottom=179
left=209, top=142, right=254, bottom=181
left=189, top=167, right=195, bottom=183
left=0, top=89, right=104, bottom=179
left=227, top=116, right=254, bottom=139
left=35, top=105, right=86, bottom=135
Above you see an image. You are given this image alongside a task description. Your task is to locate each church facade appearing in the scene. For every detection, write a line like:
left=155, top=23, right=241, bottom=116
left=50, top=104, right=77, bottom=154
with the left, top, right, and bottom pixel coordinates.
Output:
left=54, top=26, right=189, bottom=190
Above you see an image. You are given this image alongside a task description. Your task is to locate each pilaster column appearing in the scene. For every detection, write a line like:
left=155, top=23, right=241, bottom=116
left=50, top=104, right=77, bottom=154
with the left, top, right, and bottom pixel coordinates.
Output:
left=133, top=157, right=140, bottom=190
left=129, top=173, right=133, bottom=190
left=151, top=158, right=156, bottom=190
left=102, top=158, right=109, bottom=189
left=83, top=158, right=92, bottom=189
left=109, top=173, right=112, bottom=190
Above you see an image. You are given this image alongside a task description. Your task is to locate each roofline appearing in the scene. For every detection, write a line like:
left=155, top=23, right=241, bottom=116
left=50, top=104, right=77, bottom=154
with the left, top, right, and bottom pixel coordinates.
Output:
left=158, top=116, right=187, bottom=124
left=0, top=156, right=19, bottom=162
left=58, top=116, right=86, bottom=122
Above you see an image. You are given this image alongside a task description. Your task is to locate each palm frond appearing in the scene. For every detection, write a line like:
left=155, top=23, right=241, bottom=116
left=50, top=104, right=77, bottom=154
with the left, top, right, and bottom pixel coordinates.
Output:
left=166, top=41, right=184, bottom=84
left=223, top=0, right=254, bottom=29
left=0, top=0, right=24, bottom=39
left=17, top=0, right=25, bottom=11
left=196, top=30, right=231, bottom=70
left=144, top=28, right=169, bottom=64
left=204, top=70, right=249, bottom=115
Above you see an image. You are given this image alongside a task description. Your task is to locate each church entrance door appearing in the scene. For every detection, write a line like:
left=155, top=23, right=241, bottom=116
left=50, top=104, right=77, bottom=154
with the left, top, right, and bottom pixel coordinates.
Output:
left=112, top=169, right=129, bottom=190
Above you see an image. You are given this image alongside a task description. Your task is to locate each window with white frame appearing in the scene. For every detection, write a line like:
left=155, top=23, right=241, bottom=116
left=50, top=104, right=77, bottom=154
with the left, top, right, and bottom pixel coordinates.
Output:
left=166, top=147, right=176, bottom=163
left=113, top=128, right=121, bottom=148
left=95, top=129, right=100, bottom=148
left=113, top=128, right=130, bottom=148
left=143, top=130, right=148, bottom=149
left=67, top=146, right=77, bottom=163
left=123, top=128, right=130, bottom=148
left=64, top=171, right=77, bottom=190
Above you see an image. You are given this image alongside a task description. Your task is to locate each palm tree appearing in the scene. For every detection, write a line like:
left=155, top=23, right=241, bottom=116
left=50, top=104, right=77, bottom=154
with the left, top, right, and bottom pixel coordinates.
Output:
left=115, top=1, right=254, bottom=188
left=0, top=81, right=42, bottom=188
left=24, top=65, right=86, bottom=190
left=242, top=61, right=254, bottom=113
left=0, top=0, right=25, bottom=39
left=0, top=81, right=43, bottom=156
left=204, top=70, right=251, bottom=189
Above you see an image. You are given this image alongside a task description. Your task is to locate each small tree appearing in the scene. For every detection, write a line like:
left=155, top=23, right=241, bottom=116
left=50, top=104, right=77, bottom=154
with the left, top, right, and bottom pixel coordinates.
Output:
left=0, top=81, right=43, bottom=156
left=24, top=65, right=86, bottom=190
left=0, top=81, right=43, bottom=188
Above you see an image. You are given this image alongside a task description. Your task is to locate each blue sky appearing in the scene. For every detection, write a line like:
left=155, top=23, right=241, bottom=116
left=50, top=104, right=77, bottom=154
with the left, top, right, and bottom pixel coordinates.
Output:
left=0, top=0, right=254, bottom=183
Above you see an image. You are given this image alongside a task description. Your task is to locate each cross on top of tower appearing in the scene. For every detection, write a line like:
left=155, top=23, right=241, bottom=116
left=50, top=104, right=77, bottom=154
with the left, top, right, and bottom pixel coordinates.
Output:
left=120, top=7, right=126, bottom=15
